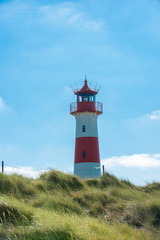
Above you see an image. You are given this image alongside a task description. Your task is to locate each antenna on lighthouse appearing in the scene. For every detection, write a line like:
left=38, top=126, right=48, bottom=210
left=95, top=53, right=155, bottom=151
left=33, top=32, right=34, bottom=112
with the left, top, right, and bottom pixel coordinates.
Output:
left=71, top=83, right=75, bottom=94
left=84, top=75, right=88, bottom=86
left=97, top=83, right=101, bottom=93
left=95, top=82, right=98, bottom=91
left=75, top=82, right=78, bottom=91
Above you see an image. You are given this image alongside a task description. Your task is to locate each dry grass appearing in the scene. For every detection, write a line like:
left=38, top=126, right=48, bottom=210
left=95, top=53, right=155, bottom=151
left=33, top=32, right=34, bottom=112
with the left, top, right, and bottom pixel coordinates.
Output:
left=0, top=171, right=159, bottom=240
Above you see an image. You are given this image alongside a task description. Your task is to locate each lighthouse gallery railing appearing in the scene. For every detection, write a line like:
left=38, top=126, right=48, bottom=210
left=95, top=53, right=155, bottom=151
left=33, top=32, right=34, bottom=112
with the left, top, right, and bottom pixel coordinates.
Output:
left=70, top=102, right=103, bottom=115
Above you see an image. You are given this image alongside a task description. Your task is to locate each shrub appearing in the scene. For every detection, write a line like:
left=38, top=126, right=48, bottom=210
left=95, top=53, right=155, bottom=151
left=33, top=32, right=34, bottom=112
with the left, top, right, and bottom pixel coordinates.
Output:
left=0, top=173, right=15, bottom=194
left=0, top=173, right=37, bottom=197
left=0, top=202, right=33, bottom=225
left=150, top=204, right=160, bottom=228
left=85, top=179, right=101, bottom=188
left=100, top=172, right=123, bottom=188
left=16, top=229, right=83, bottom=240
left=142, top=182, right=160, bottom=193
left=33, top=193, right=82, bottom=214
left=121, top=179, right=135, bottom=189
left=125, top=202, right=160, bottom=229
left=40, top=170, right=85, bottom=191
left=72, top=190, right=115, bottom=216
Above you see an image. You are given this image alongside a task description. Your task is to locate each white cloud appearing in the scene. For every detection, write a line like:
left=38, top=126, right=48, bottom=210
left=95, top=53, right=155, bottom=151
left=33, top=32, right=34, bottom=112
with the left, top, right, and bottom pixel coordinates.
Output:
left=0, top=143, right=73, bottom=176
left=4, top=165, right=71, bottom=179
left=38, top=3, right=103, bottom=31
left=4, top=166, right=47, bottom=179
left=102, top=153, right=160, bottom=169
left=146, top=110, right=160, bottom=120
left=0, top=1, right=104, bottom=31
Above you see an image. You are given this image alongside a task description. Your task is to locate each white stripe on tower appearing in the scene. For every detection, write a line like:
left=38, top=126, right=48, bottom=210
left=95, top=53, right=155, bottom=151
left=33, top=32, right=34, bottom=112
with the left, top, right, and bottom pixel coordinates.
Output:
left=76, top=113, right=98, bottom=138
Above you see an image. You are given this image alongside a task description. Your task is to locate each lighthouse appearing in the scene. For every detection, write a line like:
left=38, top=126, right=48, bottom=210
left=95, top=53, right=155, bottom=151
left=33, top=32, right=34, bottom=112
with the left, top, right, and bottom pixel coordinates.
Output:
left=70, top=79, right=103, bottom=178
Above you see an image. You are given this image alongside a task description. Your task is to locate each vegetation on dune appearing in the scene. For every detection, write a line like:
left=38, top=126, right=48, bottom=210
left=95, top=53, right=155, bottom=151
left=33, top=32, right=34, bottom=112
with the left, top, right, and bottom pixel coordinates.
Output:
left=0, top=201, right=33, bottom=225
left=40, top=170, right=85, bottom=191
left=0, top=171, right=159, bottom=239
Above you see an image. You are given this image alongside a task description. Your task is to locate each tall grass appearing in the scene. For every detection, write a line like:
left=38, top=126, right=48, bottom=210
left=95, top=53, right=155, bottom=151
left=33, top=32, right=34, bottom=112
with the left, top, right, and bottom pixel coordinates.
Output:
left=40, top=170, right=85, bottom=191
left=0, top=173, right=37, bottom=197
left=0, top=170, right=159, bottom=240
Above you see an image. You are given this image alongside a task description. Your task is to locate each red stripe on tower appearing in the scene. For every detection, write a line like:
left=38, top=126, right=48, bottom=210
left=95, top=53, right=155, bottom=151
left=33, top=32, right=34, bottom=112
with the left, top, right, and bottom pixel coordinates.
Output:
left=75, top=137, right=100, bottom=163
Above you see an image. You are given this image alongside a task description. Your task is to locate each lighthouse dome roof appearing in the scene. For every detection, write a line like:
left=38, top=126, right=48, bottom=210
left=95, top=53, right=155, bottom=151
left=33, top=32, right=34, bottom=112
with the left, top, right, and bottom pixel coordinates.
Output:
left=74, top=80, right=98, bottom=95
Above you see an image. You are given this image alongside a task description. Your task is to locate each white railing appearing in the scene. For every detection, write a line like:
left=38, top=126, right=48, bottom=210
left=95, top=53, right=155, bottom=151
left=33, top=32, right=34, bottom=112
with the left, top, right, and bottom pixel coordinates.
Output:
left=70, top=102, right=103, bottom=114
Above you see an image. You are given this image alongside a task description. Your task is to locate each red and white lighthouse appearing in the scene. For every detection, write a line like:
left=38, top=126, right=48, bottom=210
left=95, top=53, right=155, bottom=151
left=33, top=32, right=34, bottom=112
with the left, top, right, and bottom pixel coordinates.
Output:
left=70, top=79, right=103, bottom=178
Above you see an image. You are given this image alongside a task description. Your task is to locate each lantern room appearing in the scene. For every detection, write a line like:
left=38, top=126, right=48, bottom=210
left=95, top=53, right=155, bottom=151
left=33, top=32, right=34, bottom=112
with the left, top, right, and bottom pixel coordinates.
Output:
left=77, top=93, right=96, bottom=103
left=70, top=80, right=103, bottom=116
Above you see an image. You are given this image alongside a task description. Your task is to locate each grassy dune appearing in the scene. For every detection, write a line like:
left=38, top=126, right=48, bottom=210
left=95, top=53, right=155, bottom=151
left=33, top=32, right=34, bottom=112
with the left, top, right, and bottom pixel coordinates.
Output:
left=0, top=170, right=160, bottom=239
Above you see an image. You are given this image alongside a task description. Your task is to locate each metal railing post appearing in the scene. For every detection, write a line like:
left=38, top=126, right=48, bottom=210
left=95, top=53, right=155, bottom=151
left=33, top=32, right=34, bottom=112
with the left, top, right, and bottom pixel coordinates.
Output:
left=102, top=165, right=105, bottom=176
left=2, top=161, right=4, bottom=173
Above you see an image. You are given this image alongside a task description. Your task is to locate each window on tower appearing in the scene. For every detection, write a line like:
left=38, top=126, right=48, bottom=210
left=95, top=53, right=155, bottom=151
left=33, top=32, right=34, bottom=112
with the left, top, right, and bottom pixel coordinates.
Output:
left=82, top=125, right=86, bottom=132
left=83, top=151, right=86, bottom=158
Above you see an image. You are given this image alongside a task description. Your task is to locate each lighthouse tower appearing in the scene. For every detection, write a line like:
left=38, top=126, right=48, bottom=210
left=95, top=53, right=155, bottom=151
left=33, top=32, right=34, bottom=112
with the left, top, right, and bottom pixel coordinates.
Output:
left=70, top=79, right=103, bottom=178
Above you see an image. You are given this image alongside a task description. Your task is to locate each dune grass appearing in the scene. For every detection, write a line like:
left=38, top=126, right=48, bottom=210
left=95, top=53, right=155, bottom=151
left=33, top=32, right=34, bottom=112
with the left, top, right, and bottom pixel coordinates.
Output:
left=0, top=171, right=159, bottom=239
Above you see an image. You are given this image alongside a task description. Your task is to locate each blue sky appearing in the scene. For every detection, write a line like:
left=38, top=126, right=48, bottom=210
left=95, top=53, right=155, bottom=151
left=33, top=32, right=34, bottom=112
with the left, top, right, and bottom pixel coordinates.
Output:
left=0, top=0, right=160, bottom=185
